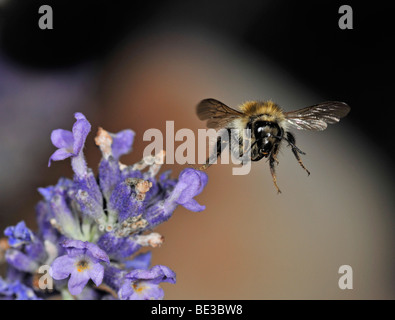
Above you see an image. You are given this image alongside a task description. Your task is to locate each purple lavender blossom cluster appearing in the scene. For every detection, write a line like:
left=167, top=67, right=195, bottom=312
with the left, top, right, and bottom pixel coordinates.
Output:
left=0, top=113, right=208, bottom=300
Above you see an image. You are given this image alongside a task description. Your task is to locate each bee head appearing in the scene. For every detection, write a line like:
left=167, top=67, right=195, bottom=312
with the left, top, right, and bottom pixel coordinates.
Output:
left=259, top=136, right=272, bottom=157
left=252, top=120, right=282, bottom=158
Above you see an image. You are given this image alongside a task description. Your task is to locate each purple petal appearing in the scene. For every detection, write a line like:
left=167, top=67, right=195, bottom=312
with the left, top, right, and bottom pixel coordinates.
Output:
left=50, top=255, right=75, bottom=280
left=38, top=178, right=74, bottom=201
left=180, top=198, right=205, bottom=212
left=48, top=148, right=74, bottom=167
left=72, top=113, right=91, bottom=155
left=74, top=112, right=87, bottom=121
left=136, top=282, right=164, bottom=300
left=170, top=168, right=208, bottom=212
left=13, top=221, right=31, bottom=236
left=64, top=247, right=85, bottom=258
left=68, top=269, right=91, bottom=296
left=61, top=240, right=109, bottom=264
left=50, top=129, right=74, bottom=149
left=126, top=265, right=176, bottom=285
left=111, top=129, right=135, bottom=160
left=194, top=170, right=209, bottom=194
left=62, top=240, right=91, bottom=258
left=118, top=279, right=134, bottom=300
left=4, top=221, right=34, bottom=247
left=176, top=169, right=207, bottom=204
left=37, top=187, right=55, bottom=202
left=153, top=265, right=177, bottom=284
left=61, top=239, right=88, bottom=250
left=5, top=249, right=39, bottom=273
left=85, top=242, right=110, bottom=264
left=121, top=281, right=164, bottom=300
left=87, top=263, right=104, bottom=286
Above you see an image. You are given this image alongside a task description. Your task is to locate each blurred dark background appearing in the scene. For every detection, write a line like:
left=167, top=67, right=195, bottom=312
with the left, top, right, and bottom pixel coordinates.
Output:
left=1, top=0, right=394, bottom=299
left=1, top=0, right=393, bottom=129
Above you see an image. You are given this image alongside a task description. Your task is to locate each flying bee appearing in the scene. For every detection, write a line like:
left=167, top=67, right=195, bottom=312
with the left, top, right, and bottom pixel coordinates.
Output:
left=196, top=98, right=351, bottom=193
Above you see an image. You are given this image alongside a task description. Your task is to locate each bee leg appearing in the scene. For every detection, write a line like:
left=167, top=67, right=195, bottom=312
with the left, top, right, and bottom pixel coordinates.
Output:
left=269, top=155, right=281, bottom=194
left=285, top=132, right=306, bottom=154
left=291, top=148, right=310, bottom=175
left=271, top=143, right=280, bottom=165
left=197, top=134, right=228, bottom=171
left=196, top=162, right=212, bottom=171
left=197, top=151, right=218, bottom=170
left=286, top=132, right=310, bottom=176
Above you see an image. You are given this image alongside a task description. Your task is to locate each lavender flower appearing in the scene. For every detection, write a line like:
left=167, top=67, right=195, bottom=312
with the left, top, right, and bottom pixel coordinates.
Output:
left=4, top=221, right=34, bottom=247
left=51, top=240, right=109, bottom=295
left=48, top=112, right=91, bottom=177
left=118, top=265, right=176, bottom=300
left=0, top=277, right=41, bottom=300
left=1, top=112, right=208, bottom=299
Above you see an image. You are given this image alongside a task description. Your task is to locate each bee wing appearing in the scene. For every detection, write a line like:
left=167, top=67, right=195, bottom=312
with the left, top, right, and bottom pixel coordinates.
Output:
left=284, top=101, right=351, bottom=131
left=196, top=98, right=244, bottom=129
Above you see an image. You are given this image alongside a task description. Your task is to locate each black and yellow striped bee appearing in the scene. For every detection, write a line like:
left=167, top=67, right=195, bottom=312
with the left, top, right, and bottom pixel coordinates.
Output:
left=196, top=99, right=351, bottom=193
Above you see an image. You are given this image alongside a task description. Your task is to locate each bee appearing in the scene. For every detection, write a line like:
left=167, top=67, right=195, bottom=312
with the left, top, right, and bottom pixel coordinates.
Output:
left=196, top=98, right=351, bottom=193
